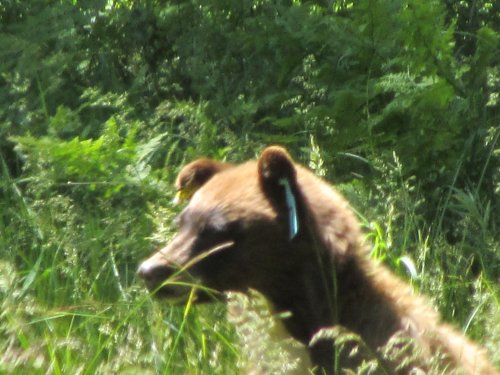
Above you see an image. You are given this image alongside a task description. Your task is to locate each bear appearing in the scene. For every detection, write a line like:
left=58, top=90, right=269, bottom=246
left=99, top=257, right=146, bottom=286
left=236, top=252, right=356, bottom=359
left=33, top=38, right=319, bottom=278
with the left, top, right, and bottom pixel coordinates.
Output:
left=138, top=146, right=498, bottom=374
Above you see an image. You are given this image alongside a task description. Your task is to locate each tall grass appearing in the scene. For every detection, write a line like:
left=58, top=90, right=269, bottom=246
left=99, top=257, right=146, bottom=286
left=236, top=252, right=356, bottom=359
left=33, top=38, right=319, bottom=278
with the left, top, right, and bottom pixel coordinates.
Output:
left=0, top=148, right=498, bottom=374
left=0, top=152, right=239, bottom=375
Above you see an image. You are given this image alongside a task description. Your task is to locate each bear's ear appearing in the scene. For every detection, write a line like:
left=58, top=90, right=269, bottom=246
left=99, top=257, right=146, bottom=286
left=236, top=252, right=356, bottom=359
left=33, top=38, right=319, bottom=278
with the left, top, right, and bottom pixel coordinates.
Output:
left=174, top=159, right=230, bottom=204
left=258, top=146, right=300, bottom=239
left=258, top=146, right=297, bottom=183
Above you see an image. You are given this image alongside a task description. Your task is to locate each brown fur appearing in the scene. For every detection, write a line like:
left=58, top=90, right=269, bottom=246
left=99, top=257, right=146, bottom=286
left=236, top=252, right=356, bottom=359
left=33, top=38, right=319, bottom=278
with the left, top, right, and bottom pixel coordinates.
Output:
left=139, top=146, right=498, bottom=374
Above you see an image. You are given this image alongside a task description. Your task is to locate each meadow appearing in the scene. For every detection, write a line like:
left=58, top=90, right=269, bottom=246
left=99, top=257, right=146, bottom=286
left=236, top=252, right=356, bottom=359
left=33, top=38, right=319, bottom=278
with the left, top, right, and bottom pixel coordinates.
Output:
left=0, top=1, right=498, bottom=373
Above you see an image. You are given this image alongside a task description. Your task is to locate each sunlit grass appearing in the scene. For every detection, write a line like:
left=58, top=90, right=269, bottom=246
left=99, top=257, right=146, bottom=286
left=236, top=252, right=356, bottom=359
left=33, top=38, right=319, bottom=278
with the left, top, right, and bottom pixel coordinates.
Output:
left=1, top=154, right=498, bottom=374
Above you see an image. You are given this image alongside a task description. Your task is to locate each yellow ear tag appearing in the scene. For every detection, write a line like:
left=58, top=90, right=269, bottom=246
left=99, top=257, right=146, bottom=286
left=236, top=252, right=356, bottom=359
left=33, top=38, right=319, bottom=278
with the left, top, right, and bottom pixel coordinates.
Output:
left=173, top=189, right=190, bottom=205
left=279, top=178, right=299, bottom=240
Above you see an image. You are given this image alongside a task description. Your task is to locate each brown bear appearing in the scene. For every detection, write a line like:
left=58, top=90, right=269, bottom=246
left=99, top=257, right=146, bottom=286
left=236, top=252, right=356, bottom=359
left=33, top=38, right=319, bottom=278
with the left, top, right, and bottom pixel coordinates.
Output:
left=138, top=146, right=498, bottom=374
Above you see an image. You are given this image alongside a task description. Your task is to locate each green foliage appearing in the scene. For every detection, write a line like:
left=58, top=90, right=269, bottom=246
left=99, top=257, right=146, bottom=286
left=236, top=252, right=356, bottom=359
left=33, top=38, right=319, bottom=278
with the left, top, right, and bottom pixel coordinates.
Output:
left=2, top=1, right=497, bottom=213
left=0, top=0, right=498, bottom=373
left=15, top=120, right=132, bottom=198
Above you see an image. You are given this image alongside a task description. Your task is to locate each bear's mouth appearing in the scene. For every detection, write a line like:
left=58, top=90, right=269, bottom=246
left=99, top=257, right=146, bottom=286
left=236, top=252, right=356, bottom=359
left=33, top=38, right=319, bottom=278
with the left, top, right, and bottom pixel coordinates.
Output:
left=150, top=279, right=222, bottom=303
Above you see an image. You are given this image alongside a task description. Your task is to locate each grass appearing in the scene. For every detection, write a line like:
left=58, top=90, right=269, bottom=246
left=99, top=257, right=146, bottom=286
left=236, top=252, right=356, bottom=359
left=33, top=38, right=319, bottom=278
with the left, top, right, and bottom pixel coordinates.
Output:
left=0, top=151, right=499, bottom=374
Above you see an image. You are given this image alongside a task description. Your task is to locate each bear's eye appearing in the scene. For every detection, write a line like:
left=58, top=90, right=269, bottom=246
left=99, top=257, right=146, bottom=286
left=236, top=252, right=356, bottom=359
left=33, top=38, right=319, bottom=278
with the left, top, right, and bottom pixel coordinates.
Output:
left=197, top=209, right=239, bottom=242
left=200, top=217, right=228, bottom=238
left=200, top=223, right=222, bottom=238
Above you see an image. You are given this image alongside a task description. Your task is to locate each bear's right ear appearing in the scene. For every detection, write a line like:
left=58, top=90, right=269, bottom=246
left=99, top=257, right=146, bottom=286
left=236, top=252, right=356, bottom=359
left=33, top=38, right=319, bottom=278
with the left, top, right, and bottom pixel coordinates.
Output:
left=174, top=159, right=230, bottom=204
left=258, top=146, right=300, bottom=239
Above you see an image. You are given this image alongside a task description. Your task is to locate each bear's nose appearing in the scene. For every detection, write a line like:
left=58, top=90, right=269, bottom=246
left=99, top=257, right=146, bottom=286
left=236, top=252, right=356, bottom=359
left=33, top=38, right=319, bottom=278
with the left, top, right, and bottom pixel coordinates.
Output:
left=137, top=259, right=172, bottom=283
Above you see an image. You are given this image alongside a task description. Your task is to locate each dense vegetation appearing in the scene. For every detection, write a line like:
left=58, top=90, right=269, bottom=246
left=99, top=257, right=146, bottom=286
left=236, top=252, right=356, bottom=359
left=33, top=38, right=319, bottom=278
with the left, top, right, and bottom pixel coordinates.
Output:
left=1, top=0, right=498, bottom=373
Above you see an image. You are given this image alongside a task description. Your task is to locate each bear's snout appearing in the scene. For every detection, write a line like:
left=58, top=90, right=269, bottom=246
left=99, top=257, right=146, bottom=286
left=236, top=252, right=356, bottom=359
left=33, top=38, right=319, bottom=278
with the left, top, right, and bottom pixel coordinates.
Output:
left=138, top=252, right=223, bottom=302
left=137, top=258, right=171, bottom=283
left=138, top=258, right=194, bottom=300
left=137, top=256, right=176, bottom=293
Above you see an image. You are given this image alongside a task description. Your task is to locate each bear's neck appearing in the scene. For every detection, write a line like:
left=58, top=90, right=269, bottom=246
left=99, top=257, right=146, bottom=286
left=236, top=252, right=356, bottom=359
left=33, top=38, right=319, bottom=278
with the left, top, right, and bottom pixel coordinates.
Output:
left=263, top=255, right=403, bottom=372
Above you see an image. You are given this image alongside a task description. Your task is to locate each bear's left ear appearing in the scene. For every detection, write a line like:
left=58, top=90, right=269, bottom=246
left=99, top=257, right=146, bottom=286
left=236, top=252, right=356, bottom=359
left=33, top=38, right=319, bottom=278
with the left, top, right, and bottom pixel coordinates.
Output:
left=258, top=146, right=300, bottom=239
left=174, top=159, right=231, bottom=204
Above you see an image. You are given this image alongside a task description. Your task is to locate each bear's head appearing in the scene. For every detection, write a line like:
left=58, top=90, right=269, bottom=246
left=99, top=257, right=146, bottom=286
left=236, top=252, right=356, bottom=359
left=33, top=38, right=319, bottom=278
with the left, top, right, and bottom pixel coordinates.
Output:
left=140, top=147, right=304, bottom=297
left=138, top=146, right=360, bottom=333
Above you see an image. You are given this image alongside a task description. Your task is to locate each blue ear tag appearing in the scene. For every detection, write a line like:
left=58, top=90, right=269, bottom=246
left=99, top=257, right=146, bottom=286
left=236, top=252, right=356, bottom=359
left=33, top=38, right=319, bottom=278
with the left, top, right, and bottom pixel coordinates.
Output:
left=279, top=178, right=299, bottom=239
